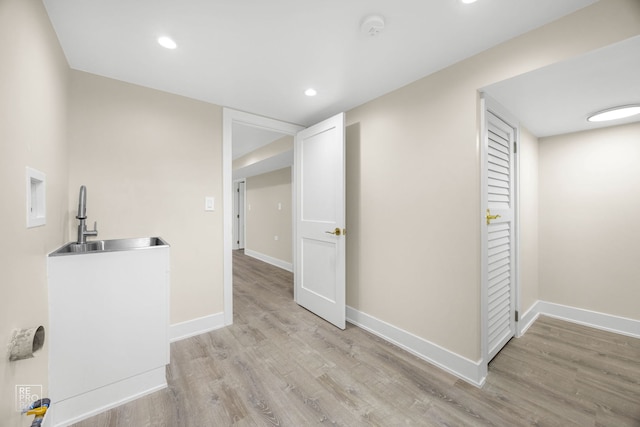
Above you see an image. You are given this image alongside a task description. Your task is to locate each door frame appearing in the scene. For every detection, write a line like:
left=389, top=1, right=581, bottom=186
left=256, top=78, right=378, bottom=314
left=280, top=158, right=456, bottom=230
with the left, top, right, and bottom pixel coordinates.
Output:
left=479, top=93, right=521, bottom=377
left=222, top=108, right=304, bottom=325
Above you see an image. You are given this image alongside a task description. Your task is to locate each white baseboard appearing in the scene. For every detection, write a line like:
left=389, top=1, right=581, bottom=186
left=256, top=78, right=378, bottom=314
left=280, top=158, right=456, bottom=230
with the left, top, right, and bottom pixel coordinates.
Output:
left=516, top=301, right=541, bottom=337
left=49, top=367, right=166, bottom=427
left=170, top=312, right=225, bottom=343
left=346, top=306, right=485, bottom=388
left=244, top=249, right=293, bottom=272
left=534, top=301, right=640, bottom=339
left=346, top=301, right=638, bottom=390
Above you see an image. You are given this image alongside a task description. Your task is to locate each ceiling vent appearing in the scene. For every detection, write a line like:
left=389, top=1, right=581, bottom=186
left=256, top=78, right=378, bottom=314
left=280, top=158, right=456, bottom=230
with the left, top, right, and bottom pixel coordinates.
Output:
left=361, top=15, right=385, bottom=37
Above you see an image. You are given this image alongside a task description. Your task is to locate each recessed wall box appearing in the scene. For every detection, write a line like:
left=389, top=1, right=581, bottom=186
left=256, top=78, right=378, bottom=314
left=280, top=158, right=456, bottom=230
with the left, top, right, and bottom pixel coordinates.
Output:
left=26, top=167, right=46, bottom=228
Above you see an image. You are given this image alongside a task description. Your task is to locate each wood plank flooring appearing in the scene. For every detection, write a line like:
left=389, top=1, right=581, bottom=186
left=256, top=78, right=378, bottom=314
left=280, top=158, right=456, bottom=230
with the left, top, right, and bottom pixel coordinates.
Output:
left=72, top=250, right=640, bottom=426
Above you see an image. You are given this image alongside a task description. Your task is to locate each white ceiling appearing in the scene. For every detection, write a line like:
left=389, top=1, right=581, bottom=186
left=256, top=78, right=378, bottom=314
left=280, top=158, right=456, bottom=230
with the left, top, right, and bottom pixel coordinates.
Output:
left=483, top=35, right=640, bottom=138
left=43, top=0, right=597, bottom=128
left=232, top=122, right=292, bottom=181
left=232, top=123, right=287, bottom=160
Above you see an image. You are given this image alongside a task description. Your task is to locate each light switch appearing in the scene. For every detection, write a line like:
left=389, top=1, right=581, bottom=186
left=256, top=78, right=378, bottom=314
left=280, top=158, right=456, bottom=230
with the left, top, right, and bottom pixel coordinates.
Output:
left=278, top=202, right=282, bottom=211
left=205, top=196, right=215, bottom=211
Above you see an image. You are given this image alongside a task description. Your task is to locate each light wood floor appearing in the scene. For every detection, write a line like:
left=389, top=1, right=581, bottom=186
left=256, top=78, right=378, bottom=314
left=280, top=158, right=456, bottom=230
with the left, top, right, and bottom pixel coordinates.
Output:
left=73, top=250, right=640, bottom=426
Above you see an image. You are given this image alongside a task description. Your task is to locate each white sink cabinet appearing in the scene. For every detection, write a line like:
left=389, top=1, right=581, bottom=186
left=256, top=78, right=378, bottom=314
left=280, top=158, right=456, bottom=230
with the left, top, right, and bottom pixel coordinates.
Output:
left=47, top=238, right=170, bottom=426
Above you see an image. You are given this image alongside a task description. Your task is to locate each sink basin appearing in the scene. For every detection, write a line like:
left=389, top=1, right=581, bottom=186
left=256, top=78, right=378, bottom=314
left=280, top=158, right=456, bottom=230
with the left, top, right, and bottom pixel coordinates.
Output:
left=50, top=237, right=168, bottom=256
left=66, top=241, right=105, bottom=253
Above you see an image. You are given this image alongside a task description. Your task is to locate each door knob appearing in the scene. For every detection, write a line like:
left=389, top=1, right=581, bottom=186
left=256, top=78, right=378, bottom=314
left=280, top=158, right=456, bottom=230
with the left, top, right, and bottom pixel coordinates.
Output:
left=325, top=228, right=342, bottom=236
left=486, top=209, right=501, bottom=225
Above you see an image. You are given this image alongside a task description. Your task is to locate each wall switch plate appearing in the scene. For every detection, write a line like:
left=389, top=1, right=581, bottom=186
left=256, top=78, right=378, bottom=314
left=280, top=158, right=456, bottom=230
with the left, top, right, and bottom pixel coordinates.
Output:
left=205, top=196, right=215, bottom=211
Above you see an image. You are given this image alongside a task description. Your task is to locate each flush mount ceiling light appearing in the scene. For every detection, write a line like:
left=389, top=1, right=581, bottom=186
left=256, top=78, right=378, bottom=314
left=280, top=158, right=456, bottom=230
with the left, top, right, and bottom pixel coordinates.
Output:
left=157, top=36, right=177, bottom=49
left=304, top=88, right=317, bottom=97
left=587, top=105, right=640, bottom=122
left=461, top=0, right=478, bottom=4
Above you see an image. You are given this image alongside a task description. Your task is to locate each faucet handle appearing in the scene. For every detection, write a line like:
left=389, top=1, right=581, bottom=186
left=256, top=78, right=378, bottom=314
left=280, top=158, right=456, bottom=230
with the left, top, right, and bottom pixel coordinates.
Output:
left=86, top=221, right=98, bottom=236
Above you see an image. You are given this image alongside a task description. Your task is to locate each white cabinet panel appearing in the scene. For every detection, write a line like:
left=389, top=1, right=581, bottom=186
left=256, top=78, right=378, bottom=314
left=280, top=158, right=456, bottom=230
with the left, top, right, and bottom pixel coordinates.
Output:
left=48, top=244, right=169, bottom=425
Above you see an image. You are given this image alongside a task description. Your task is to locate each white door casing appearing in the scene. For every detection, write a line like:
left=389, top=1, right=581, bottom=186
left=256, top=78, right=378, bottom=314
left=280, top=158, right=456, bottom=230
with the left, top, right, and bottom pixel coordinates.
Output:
left=223, top=108, right=304, bottom=326
left=480, top=94, right=518, bottom=366
left=295, top=113, right=346, bottom=329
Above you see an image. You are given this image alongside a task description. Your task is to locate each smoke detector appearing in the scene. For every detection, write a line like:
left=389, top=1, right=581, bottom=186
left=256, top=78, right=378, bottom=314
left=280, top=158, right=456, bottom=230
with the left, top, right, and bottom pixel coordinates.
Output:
left=361, top=15, right=385, bottom=37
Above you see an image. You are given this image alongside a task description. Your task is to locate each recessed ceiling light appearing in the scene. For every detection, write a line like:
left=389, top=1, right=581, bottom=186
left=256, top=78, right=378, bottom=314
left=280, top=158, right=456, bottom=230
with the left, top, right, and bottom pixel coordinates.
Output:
left=461, top=0, right=478, bottom=4
left=587, top=105, right=640, bottom=122
left=304, top=88, right=317, bottom=97
left=158, top=36, right=177, bottom=50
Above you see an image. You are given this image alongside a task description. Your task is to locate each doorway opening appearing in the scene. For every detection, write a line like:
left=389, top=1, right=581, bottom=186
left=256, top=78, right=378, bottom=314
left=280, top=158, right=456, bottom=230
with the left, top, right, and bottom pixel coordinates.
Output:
left=222, top=109, right=304, bottom=326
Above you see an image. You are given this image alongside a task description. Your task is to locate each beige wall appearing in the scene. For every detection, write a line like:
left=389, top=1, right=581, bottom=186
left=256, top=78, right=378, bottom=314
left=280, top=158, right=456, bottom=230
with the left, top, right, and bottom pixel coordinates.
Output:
left=346, top=0, right=640, bottom=360
left=539, top=122, right=640, bottom=320
left=68, top=70, right=224, bottom=324
left=518, top=126, right=539, bottom=316
left=0, top=0, right=69, bottom=424
left=246, top=167, right=292, bottom=264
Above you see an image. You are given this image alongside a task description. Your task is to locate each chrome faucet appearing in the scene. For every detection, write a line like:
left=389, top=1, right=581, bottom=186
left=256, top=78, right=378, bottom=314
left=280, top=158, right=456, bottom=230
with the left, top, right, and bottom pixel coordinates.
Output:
left=76, top=185, right=98, bottom=244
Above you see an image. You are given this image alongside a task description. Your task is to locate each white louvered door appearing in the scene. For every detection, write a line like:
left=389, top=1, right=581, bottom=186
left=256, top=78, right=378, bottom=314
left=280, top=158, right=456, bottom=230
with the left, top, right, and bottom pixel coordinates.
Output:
left=483, top=107, right=517, bottom=363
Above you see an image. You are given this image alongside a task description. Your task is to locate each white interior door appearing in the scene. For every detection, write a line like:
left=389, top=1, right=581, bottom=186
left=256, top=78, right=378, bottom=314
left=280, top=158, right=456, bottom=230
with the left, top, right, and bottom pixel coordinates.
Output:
left=482, top=102, right=517, bottom=362
left=295, top=113, right=346, bottom=329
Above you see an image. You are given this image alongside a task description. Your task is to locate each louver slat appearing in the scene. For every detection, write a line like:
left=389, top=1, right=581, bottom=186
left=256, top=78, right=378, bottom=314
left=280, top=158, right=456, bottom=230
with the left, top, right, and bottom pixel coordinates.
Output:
left=488, top=129, right=511, bottom=210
